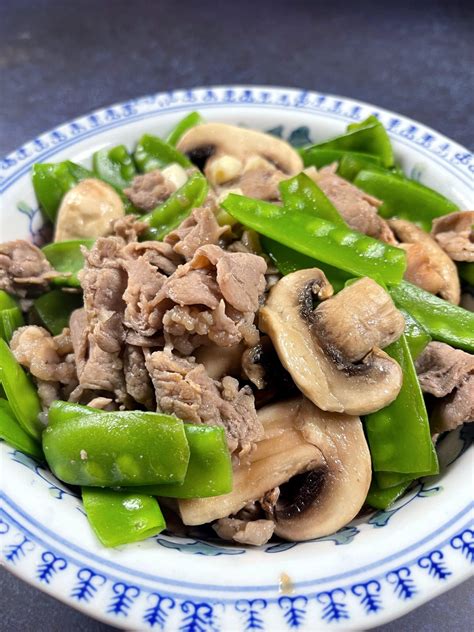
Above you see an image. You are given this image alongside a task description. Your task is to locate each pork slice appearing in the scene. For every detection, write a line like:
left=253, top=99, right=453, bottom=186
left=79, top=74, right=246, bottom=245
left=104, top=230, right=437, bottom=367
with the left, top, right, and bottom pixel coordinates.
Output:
left=312, top=164, right=396, bottom=243
left=213, top=518, right=275, bottom=546
left=0, top=240, right=59, bottom=297
left=239, top=164, right=286, bottom=201
left=123, top=345, right=154, bottom=409
left=432, top=375, right=474, bottom=433
left=165, top=207, right=227, bottom=260
left=431, top=211, right=474, bottom=262
left=400, top=243, right=445, bottom=296
left=10, top=326, right=76, bottom=384
left=163, top=269, right=221, bottom=309
left=145, top=350, right=263, bottom=454
left=123, top=241, right=181, bottom=276
left=112, top=215, right=149, bottom=242
left=122, top=256, right=167, bottom=335
left=124, top=169, right=176, bottom=211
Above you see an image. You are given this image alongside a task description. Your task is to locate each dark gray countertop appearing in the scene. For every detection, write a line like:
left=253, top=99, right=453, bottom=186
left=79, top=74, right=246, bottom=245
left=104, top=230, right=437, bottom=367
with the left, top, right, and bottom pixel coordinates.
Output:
left=0, top=1, right=472, bottom=630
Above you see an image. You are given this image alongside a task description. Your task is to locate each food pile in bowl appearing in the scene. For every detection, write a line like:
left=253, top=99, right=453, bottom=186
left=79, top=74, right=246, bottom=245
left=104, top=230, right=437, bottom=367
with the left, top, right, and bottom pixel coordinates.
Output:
left=0, top=112, right=472, bottom=549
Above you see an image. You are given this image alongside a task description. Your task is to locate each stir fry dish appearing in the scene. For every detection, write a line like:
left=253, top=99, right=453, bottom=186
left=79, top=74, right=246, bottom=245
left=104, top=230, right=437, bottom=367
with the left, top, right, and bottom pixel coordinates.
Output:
left=1, top=114, right=473, bottom=548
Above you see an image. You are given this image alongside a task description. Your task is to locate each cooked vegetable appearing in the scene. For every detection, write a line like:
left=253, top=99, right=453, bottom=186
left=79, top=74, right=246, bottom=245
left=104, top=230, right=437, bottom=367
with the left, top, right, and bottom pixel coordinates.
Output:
left=279, top=173, right=346, bottom=226
left=134, top=133, right=191, bottom=172
left=390, top=281, right=474, bottom=352
left=141, top=170, right=208, bottom=239
left=32, top=161, right=93, bottom=222
left=366, top=479, right=411, bottom=510
left=0, top=339, right=42, bottom=441
left=34, top=289, right=83, bottom=336
left=82, top=488, right=166, bottom=547
left=354, top=169, right=459, bottom=231
left=92, top=145, right=137, bottom=190
left=43, top=408, right=190, bottom=486
left=375, top=443, right=439, bottom=489
left=42, top=239, right=95, bottom=288
left=0, top=291, right=23, bottom=342
left=167, top=111, right=204, bottom=146
left=302, top=116, right=394, bottom=167
left=302, top=148, right=383, bottom=174
left=0, top=398, right=43, bottom=460
left=363, top=334, right=437, bottom=474
left=401, top=310, right=431, bottom=360
left=221, top=194, right=407, bottom=284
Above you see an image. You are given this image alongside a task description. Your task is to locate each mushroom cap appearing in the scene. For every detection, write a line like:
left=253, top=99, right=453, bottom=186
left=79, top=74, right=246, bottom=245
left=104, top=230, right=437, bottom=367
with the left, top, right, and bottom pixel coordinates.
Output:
left=54, top=178, right=124, bottom=242
left=389, top=218, right=461, bottom=304
left=260, top=269, right=403, bottom=415
left=271, top=397, right=371, bottom=541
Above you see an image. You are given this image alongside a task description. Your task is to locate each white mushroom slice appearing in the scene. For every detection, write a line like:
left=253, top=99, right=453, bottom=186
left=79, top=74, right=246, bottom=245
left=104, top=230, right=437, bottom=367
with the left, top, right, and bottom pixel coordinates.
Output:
left=179, top=397, right=371, bottom=542
left=161, top=163, right=188, bottom=190
left=260, top=269, right=403, bottom=415
left=54, top=178, right=124, bottom=241
left=389, top=218, right=461, bottom=304
left=177, top=123, right=303, bottom=201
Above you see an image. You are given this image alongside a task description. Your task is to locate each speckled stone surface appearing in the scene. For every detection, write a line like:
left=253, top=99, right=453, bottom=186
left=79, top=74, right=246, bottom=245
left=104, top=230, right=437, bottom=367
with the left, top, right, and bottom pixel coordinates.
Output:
left=0, top=1, right=472, bottom=630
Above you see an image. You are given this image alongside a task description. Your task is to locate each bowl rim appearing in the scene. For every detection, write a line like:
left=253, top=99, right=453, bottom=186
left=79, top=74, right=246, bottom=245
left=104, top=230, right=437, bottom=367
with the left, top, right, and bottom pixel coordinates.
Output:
left=1, top=84, right=473, bottom=631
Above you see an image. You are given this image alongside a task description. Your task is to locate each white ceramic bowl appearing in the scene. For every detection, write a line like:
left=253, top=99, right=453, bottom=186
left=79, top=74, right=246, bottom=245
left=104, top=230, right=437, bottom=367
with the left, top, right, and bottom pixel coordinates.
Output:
left=1, top=86, right=473, bottom=631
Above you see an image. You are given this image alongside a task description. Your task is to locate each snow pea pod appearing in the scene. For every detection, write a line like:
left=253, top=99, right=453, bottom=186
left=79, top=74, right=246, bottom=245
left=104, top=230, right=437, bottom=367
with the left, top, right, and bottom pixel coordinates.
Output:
left=92, top=145, right=137, bottom=190
left=365, top=479, right=410, bottom=510
left=302, top=148, right=383, bottom=174
left=375, top=443, right=439, bottom=489
left=221, top=194, right=406, bottom=285
left=82, top=488, right=166, bottom=547
left=32, top=161, right=93, bottom=222
left=0, top=291, right=23, bottom=342
left=133, top=425, right=232, bottom=499
left=279, top=173, right=346, bottom=226
left=363, top=334, right=436, bottom=474
left=400, top=310, right=431, bottom=360
left=302, top=116, right=394, bottom=167
left=390, top=281, right=474, bottom=352
left=42, top=239, right=95, bottom=288
left=34, top=289, right=83, bottom=336
left=262, top=236, right=350, bottom=293
left=354, top=169, right=459, bottom=231
left=43, top=409, right=190, bottom=487
left=134, top=133, right=191, bottom=172
left=0, top=339, right=42, bottom=441
left=141, top=171, right=208, bottom=240
left=0, top=398, right=43, bottom=460
left=167, top=111, right=204, bottom=146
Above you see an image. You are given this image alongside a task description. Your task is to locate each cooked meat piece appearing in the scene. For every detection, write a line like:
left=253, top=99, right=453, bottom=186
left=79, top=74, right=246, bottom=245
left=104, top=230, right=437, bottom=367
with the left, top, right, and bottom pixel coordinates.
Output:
left=145, top=350, right=263, bottom=454
left=431, top=211, right=474, bottom=262
left=10, top=326, right=76, bottom=384
left=37, top=380, right=61, bottom=409
left=124, top=169, right=176, bottom=211
left=400, top=243, right=445, bottom=296
left=123, top=345, right=154, bottom=409
left=124, top=330, right=164, bottom=348
left=212, top=518, right=275, bottom=546
left=164, top=269, right=221, bottom=309
left=0, top=240, right=59, bottom=297
left=194, top=342, right=245, bottom=380
left=112, top=215, right=149, bottom=242
left=87, top=396, right=114, bottom=410
left=123, top=241, right=181, bottom=277
left=239, top=162, right=286, bottom=201
left=165, top=207, right=227, bottom=260
left=416, top=342, right=474, bottom=432
left=260, top=487, right=280, bottom=515
left=80, top=238, right=127, bottom=353
left=311, top=164, right=396, bottom=243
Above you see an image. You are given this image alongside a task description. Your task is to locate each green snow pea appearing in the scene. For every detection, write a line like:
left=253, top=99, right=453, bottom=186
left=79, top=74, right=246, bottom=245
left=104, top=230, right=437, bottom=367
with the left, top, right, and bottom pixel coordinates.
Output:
left=134, top=133, right=191, bottom=172
left=302, top=148, right=383, bottom=174
left=141, top=171, right=208, bottom=240
left=400, top=310, right=431, bottom=360
left=0, top=339, right=42, bottom=441
left=93, top=145, right=137, bottom=190
left=0, top=291, right=23, bottom=342
left=42, top=239, right=95, bottom=288
left=134, top=425, right=232, bottom=499
left=354, top=169, right=459, bottom=231
left=279, top=173, right=346, bottom=226
left=375, top=442, right=439, bottom=489
left=82, top=488, right=166, bottom=547
left=221, top=194, right=406, bottom=285
left=390, top=281, right=474, bottom=352
left=0, top=398, right=43, bottom=460
left=365, top=478, right=411, bottom=510
left=302, top=116, right=394, bottom=167
left=363, top=334, right=436, bottom=474
left=262, top=236, right=350, bottom=293
left=337, top=152, right=387, bottom=181
left=167, top=111, right=204, bottom=146
left=32, top=161, right=93, bottom=222
left=43, top=408, right=190, bottom=487
left=34, top=289, right=83, bottom=336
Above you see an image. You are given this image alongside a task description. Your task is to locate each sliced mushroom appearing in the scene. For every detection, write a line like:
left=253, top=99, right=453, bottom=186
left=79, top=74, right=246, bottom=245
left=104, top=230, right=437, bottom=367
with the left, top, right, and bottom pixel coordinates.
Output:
left=389, top=218, right=460, bottom=304
left=55, top=178, right=124, bottom=241
left=431, top=211, right=474, bottom=263
left=177, top=123, right=303, bottom=200
left=259, top=270, right=404, bottom=415
left=179, top=397, right=371, bottom=542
